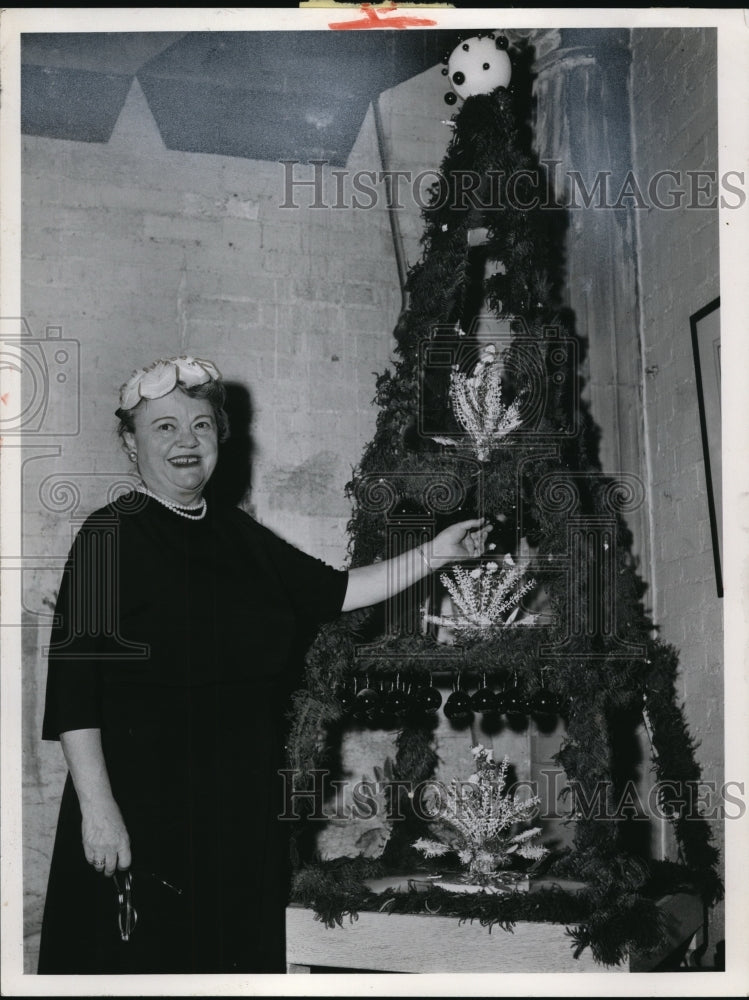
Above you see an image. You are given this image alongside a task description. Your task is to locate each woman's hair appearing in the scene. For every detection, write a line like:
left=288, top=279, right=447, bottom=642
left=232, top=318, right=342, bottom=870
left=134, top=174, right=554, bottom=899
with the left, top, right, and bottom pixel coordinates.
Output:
left=115, top=379, right=230, bottom=444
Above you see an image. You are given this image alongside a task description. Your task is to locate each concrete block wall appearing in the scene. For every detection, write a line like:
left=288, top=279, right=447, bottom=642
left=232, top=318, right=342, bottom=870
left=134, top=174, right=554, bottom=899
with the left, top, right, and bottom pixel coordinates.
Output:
left=630, top=27, right=724, bottom=949
left=372, top=65, right=458, bottom=271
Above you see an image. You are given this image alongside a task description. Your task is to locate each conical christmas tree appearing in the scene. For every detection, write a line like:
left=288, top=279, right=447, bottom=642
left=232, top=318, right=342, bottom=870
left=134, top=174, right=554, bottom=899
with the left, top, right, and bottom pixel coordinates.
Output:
left=288, top=36, right=721, bottom=967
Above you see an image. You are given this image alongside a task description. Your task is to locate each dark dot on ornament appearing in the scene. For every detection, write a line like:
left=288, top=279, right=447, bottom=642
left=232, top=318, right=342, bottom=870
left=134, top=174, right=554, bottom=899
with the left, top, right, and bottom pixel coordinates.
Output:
left=444, top=92, right=457, bottom=105
left=452, top=71, right=465, bottom=86
left=496, top=36, right=509, bottom=50
left=462, top=43, right=470, bottom=51
left=488, top=32, right=495, bottom=39
left=483, top=63, right=490, bottom=70
left=441, top=68, right=448, bottom=76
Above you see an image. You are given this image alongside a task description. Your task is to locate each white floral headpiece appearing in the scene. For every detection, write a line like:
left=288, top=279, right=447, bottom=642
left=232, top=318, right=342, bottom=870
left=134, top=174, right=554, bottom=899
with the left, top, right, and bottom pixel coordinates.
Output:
left=118, top=356, right=222, bottom=411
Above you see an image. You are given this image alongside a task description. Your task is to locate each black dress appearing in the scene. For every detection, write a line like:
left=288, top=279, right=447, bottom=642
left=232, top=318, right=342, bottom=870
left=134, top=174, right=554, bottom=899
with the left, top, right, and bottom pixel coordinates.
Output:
left=38, top=491, right=348, bottom=974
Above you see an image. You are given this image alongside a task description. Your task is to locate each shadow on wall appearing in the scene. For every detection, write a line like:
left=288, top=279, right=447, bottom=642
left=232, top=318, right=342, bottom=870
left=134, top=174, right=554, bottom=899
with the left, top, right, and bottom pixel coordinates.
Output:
left=206, top=380, right=254, bottom=509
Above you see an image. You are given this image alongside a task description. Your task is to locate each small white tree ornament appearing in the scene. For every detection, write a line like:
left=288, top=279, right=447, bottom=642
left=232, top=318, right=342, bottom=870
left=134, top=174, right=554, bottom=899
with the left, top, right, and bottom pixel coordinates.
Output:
left=433, top=344, right=522, bottom=462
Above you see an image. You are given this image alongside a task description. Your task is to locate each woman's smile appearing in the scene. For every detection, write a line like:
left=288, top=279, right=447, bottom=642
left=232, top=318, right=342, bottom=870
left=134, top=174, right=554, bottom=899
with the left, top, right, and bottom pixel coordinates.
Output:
left=169, top=455, right=201, bottom=467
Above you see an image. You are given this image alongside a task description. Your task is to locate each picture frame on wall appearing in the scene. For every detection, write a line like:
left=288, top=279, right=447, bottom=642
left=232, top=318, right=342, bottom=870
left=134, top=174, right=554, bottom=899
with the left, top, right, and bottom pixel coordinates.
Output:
left=690, top=296, right=722, bottom=597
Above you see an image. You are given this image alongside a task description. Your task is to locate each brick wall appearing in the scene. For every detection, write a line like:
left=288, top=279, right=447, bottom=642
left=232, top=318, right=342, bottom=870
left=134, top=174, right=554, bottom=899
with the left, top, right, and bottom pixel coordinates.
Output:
left=630, top=26, right=724, bottom=949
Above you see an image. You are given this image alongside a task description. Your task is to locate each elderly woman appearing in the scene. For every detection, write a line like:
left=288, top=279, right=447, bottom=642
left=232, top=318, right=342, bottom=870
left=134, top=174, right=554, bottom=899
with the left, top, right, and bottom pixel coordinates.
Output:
left=38, top=356, right=489, bottom=975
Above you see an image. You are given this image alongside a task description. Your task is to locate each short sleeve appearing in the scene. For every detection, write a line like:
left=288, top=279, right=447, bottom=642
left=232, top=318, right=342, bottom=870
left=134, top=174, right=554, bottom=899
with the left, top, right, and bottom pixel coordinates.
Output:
left=246, top=517, right=349, bottom=630
left=41, top=517, right=112, bottom=740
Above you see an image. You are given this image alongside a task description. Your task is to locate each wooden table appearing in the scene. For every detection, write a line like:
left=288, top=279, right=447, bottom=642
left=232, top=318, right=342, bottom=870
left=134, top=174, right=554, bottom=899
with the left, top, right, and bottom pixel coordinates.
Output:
left=286, top=892, right=703, bottom=974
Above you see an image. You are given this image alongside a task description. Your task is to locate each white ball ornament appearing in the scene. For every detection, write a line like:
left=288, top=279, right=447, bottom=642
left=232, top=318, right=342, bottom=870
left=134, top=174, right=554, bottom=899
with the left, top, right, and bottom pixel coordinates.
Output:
left=444, top=34, right=512, bottom=104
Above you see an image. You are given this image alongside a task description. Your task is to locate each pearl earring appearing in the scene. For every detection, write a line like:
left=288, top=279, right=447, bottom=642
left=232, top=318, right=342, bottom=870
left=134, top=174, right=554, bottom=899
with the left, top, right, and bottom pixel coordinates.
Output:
left=128, top=450, right=137, bottom=463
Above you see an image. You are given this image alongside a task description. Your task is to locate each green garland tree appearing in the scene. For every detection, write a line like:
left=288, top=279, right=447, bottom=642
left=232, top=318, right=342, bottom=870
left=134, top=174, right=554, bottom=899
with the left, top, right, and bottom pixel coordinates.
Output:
left=287, top=37, right=722, bottom=967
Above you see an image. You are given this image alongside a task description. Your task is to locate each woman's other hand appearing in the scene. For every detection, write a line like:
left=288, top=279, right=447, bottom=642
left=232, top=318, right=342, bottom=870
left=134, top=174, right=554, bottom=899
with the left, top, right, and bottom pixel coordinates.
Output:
left=60, top=729, right=132, bottom=877
left=81, top=796, right=132, bottom=877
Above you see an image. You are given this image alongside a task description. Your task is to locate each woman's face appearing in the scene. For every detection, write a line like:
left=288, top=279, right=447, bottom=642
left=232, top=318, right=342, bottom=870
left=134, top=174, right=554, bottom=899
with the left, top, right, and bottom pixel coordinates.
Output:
left=123, top=388, right=219, bottom=505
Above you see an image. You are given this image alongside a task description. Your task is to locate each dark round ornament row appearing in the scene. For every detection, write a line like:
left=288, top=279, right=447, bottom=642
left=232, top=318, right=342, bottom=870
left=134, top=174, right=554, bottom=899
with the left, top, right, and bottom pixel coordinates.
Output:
left=335, top=678, right=563, bottom=728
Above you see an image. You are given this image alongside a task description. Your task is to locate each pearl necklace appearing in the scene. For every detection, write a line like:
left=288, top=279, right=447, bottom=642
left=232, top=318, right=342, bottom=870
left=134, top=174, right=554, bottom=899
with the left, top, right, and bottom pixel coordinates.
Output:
left=137, top=484, right=207, bottom=520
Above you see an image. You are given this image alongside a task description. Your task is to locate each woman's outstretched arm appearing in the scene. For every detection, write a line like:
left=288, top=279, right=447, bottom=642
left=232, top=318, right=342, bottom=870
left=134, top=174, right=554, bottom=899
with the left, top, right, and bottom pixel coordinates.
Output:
left=342, top=517, right=490, bottom=612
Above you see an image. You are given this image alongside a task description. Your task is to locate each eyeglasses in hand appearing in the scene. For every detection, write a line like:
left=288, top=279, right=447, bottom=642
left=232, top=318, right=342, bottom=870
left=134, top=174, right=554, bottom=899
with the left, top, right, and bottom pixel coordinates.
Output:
left=112, top=870, right=138, bottom=942
left=111, top=870, right=183, bottom=943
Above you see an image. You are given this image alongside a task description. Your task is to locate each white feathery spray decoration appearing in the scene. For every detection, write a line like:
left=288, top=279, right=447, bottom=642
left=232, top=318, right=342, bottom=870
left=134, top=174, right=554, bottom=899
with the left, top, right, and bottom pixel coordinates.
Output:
left=413, top=746, right=548, bottom=873
left=433, top=344, right=522, bottom=461
left=422, top=553, right=537, bottom=634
